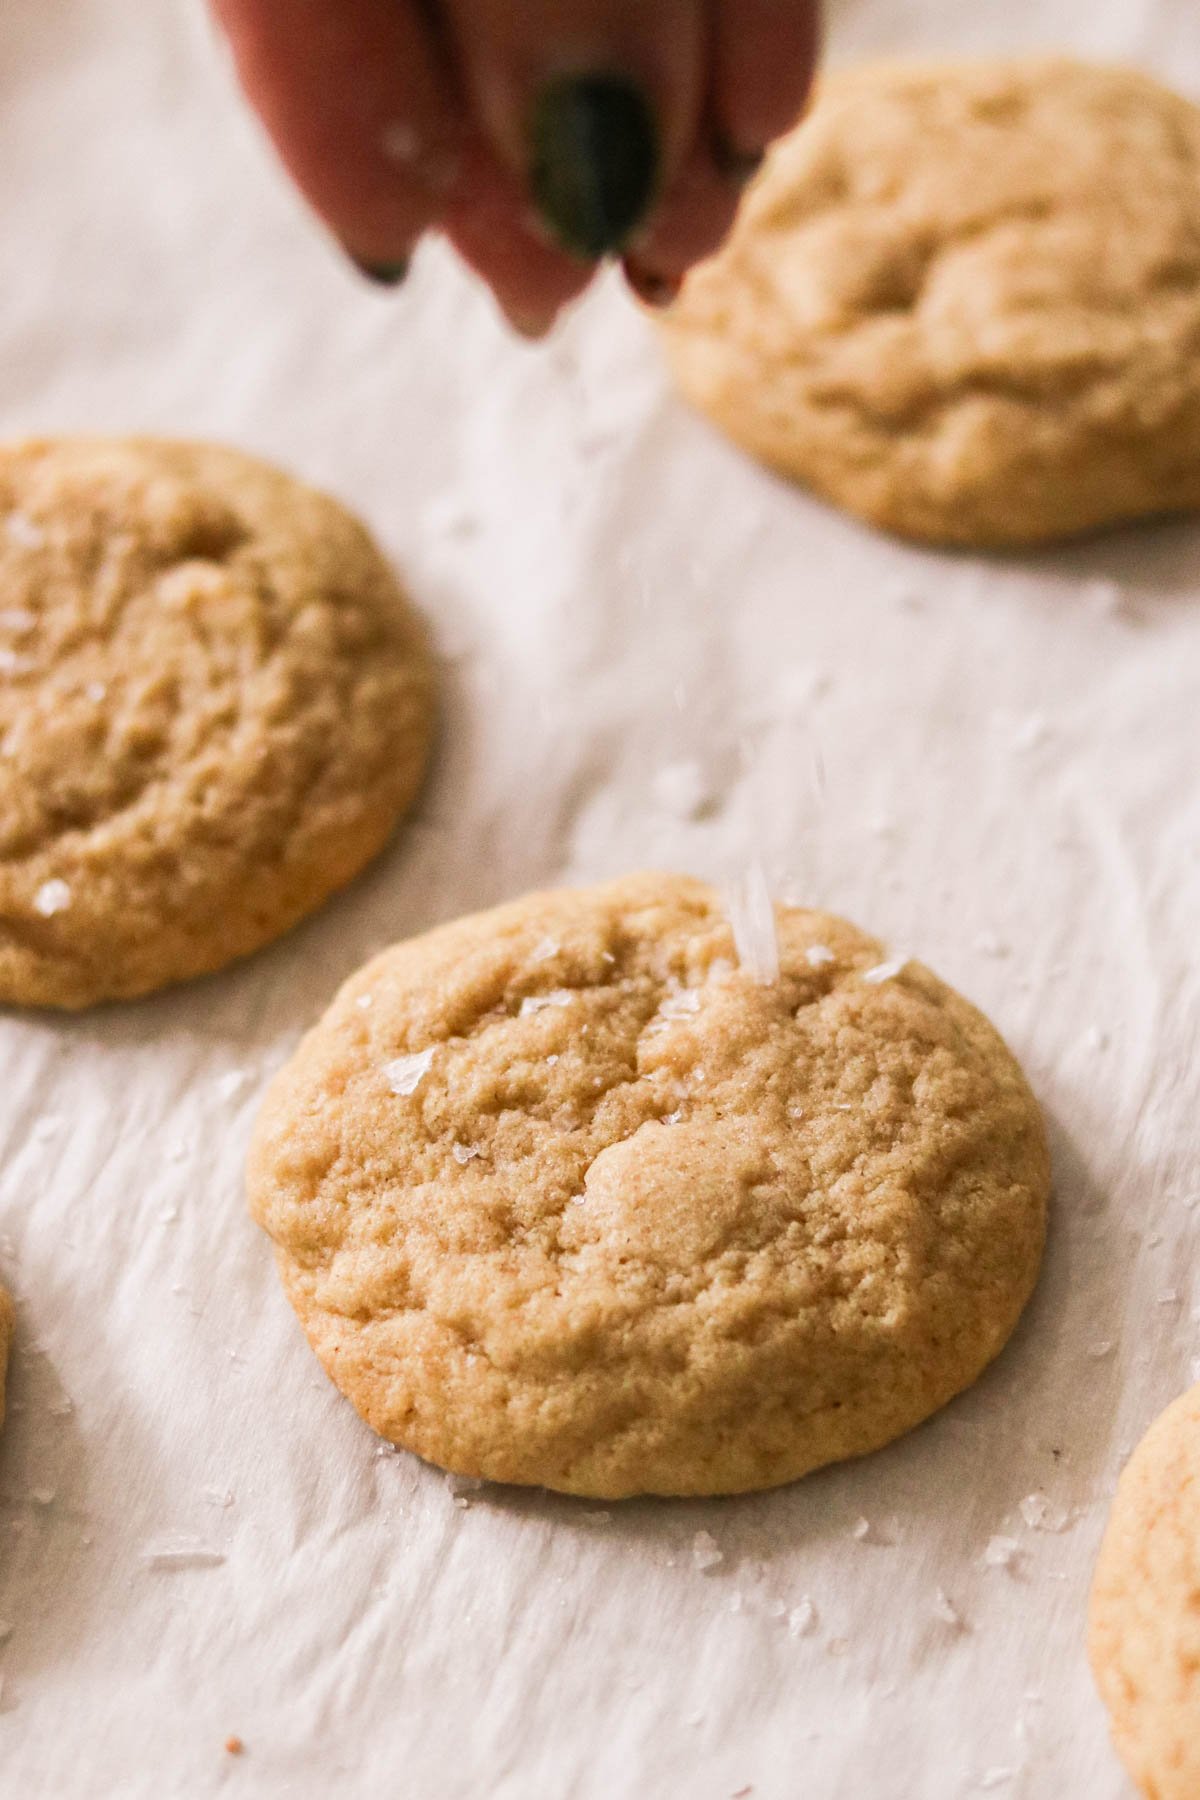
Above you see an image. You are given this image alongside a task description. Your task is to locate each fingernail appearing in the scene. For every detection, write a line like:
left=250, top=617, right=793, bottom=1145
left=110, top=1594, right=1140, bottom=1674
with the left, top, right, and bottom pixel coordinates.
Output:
left=530, top=74, right=660, bottom=260
left=500, top=305, right=554, bottom=342
left=622, top=258, right=681, bottom=309
left=712, top=134, right=765, bottom=188
left=351, top=257, right=411, bottom=288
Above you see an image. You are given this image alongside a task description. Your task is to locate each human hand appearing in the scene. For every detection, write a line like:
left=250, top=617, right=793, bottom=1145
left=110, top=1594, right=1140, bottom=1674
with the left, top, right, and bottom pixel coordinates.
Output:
left=211, top=0, right=819, bottom=334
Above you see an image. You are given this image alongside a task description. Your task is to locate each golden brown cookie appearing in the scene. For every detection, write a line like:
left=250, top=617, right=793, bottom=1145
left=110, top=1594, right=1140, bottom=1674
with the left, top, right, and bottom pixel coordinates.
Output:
left=0, top=1283, right=13, bottom=1427
left=659, top=58, right=1200, bottom=547
left=249, top=873, right=1049, bottom=1498
left=0, top=438, right=434, bottom=1008
left=1089, top=1384, right=1200, bottom=1797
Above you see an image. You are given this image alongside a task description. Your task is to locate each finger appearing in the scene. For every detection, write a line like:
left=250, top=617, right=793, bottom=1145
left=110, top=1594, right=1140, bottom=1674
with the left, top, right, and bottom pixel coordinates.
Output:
left=442, top=141, right=595, bottom=336
left=710, top=0, right=821, bottom=164
left=440, top=0, right=709, bottom=260
left=621, top=143, right=741, bottom=303
left=211, top=0, right=457, bottom=273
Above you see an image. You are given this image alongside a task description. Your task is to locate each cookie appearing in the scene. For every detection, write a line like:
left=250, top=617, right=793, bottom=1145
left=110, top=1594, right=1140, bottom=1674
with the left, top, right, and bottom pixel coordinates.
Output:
left=1089, top=1384, right=1200, bottom=1797
left=0, top=1284, right=12, bottom=1427
left=0, top=439, right=434, bottom=1008
left=248, top=872, right=1049, bottom=1498
left=659, top=58, right=1200, bottom=547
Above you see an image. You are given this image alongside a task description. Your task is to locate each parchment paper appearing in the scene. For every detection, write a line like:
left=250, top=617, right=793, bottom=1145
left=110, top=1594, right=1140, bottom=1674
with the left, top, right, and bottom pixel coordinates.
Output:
left=2, top=3, right=1198, bottom=1794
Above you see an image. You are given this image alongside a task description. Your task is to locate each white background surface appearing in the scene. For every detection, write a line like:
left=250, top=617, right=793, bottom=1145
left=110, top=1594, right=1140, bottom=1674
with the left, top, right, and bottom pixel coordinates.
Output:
left=1, top=2, right=1198, bottom=1794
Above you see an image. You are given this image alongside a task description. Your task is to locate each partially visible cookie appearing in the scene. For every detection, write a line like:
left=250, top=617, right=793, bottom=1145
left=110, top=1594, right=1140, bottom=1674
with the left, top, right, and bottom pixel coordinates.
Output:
left=660, top=58, right=1200, bottom=547
left=1089, top=1384, right=1200, bottom=1798
left=0, top=1284, right=13, bottom=1427
left=0, top=439, right=434, bottom=1008
left=249, top=872, right=1049, bottom=1498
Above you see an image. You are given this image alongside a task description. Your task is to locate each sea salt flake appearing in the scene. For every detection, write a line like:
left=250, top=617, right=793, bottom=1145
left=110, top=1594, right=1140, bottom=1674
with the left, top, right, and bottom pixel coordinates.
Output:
left=0, top=608, right=35, bottom=631
left=788, top=1598, right=818, bottom=1637
left=851, top=1517, right=871, bottom=1541
left=727, top=862, right=780, bottom=985
left=1157, top=1290, right=1180, bottom=1306
left=519, top=989, right=574, bottom=1016
left=530, top=937, right=558, bottom=963
left=355, top=993, right=373, bottom=1010
left=1012, top=714, right=1051, bottom=752
left=30, top=1488, right=55, bottom=1506
left=1087, top=1340, right=1114, bottom=1359
left=203, top=1488, right=235, bottom=1508
left=1019, top=1493, right=1070, bottom=1533
left=983, top=1534, right=1019, bottom=1568
left=692, top=1530, right=723, bottom=1571
left=451, top=1143, right=480, bottom=1165
left=805, top=944, right=835, bottom=968
left=933, top=1589, right=964, bottom=1627
left=85, top=681, right=107, bottom=703
left=141, top=1535, right=226, bottom=1570
left=383, top=1049, right=435, bottom=1096
left=651, top=759, right=713, bottom=820
left=5, top=512, right=44, bottom=549
left=862, top=957, right=908, bottom=986
left=33, top=879, right=71, bottom=917
left=215, top=1069, right=249, bottom=1101
left=158, top=1207, right=178, bottom=1224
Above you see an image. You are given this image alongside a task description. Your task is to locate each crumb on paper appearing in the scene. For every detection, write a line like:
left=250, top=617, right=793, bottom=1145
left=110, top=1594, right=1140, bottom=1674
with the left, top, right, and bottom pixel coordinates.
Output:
left=982, top=1534, right=1019, bottom=1569
left=1087, top=1340, right=1114, bottom=1359
left=973, top=931, right=1009, bottom=958
left=692, top=1529, right=723, bottom=1571
left=224, top=1736, right=244, bottom=1756
left=1019, top=1493, right=1070, bottom=1533
left=851, top=1517, right=871, bottom=1541
left=140, top=1535, right=226, bottom=1570
left=215, top=1070, right=249, bottom=1101
left=33, top=879, right=71, bottom=917
left=933, top=1589, right=964, bottom=1628
left=383, top=1049, right=435, bottom=1097
left=30, top=1488, right=55, bottom=1507
left=726, top=862, right=780, bottom=985
left=788, top=1598, right=818, bottom=1638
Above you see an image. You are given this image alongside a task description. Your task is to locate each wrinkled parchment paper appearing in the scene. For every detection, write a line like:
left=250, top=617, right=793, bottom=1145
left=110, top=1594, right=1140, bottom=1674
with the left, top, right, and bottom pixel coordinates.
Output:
left=2, top=3, right=1198, bottom=1793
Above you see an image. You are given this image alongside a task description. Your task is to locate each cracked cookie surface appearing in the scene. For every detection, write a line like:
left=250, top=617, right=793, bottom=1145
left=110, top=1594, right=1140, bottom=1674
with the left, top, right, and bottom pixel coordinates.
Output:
left=659, top=58, right=1200, bottom=547
left=0, top=438, right=434, bottom=1007
left=249, top=873, right=1049, bottom=1497
left=1089, top=1384, right=1200, bottom=1799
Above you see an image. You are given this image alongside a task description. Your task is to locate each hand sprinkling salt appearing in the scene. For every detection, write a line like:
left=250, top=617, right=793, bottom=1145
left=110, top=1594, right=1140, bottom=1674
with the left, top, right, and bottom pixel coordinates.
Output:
left=726, top=861, right=780, bottom=984
left=383, top=1049, right=435, bottom=1097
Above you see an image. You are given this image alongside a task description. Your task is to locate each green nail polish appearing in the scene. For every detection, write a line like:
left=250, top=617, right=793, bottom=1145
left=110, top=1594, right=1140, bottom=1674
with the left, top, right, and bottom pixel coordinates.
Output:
left=530, top=74, right=659, bottom=260
left=352, top=257, right=410, bottom=288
